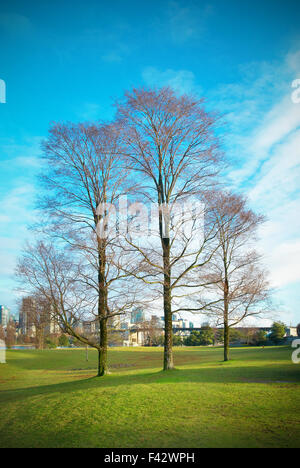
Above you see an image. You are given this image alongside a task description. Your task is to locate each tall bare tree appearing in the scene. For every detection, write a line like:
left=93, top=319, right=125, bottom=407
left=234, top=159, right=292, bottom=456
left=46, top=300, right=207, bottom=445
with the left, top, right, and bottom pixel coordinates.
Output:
left=36, top=122, right=137, bottom=375
left=116, top=87, right=223, bottom=370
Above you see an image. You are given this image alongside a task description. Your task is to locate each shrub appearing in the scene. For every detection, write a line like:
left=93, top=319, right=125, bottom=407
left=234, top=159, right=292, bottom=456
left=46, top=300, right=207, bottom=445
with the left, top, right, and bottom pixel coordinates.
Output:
left=45, top=338, right=57, bottom=349
left=269, top=322, right=286, bottom=344
left=58, top=334, right=69, bottom=347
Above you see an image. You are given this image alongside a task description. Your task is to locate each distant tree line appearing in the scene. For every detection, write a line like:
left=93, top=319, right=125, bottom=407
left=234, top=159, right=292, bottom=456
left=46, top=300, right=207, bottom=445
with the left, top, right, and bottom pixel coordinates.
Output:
left=145, top=322, right=290, bottom=347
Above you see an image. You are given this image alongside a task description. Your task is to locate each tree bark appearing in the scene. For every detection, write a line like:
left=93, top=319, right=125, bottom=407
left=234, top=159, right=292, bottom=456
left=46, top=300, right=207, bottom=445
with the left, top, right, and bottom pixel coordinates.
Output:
left=224, top=318, right=229, bottom=362
left=97, top=240, right=109, bottom=377
left=163, top=238, right=174, bottom=370
left=98, top=317, right=108, bottom=376
left=224, top=278, right=229, bottom=361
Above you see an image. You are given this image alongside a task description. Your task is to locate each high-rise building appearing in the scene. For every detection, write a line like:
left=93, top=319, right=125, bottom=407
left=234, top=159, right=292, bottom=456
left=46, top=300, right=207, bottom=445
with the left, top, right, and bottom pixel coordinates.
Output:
left=82, top=320, right=99, bottom=334
left=19, top=297, right=35, bottom=335
left=130, top=308, right=145, bottom=324
left=0, top=305, right=10, bottom=327
left=19, top=296, right=60, bottom=337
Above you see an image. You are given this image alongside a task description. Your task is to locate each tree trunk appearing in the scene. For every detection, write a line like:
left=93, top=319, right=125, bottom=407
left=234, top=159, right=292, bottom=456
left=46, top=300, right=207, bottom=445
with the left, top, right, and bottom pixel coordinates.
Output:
left=158, top=172, right=173, bottom=371
left=98, top=317, right=108, bottom=376
left=163, top=238, right=174, bottom=370
left=224, top=319, right=229, bottom=362
left=97, top=240, right=108, bottom=377
left=224, top=283, right=229, bottom=361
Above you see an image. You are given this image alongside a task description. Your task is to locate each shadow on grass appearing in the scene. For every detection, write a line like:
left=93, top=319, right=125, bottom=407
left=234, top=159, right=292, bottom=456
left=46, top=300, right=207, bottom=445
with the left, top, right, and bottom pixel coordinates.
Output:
left=1, top=360, right=299, bottom=404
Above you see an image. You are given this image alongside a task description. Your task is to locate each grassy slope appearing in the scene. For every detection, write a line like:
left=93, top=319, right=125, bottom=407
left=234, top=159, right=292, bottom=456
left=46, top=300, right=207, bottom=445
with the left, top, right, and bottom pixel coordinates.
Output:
left=0, top=346, right=299, bottom=448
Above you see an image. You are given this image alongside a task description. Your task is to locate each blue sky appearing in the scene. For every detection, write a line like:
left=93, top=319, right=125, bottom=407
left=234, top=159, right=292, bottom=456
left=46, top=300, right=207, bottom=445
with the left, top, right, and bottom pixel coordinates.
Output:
left=0, top=0, right=299, bottom=325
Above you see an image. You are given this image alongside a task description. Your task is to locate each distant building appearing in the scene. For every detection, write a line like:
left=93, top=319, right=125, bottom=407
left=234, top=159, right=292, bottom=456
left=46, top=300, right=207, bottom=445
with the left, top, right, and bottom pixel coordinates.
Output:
left=160, top=315, right=194, bottom=330
left=19, top=297, right=36, bottom=336
left=19, top=296, right=60, bottom=337
left=0, top=305, right=10, bottom=328
left=285, top=326, right=298, bottom=337
left=82, top=320, right=99, bottom=334
left=172, top=317, right=190, bottom=329
left=120, top=321, right=129, bottom=330
left=131, top=308, right=145, bottom=324
left=110, top=316, right=121, bottom=329
left=150, top=315, right=161, bottom=327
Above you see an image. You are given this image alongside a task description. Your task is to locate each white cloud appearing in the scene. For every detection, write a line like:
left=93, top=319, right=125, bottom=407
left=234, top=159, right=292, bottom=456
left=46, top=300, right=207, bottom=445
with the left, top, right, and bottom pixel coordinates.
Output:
left=0, top=138, right=41, bottom=312
left=266, top=241, right=300, bottom=288
left=286, top=49, right=300, bottom=74
left=252, top=97, right=300, bottom=157
left=216, top=47, right=300, bottom=322
left=249, top=130, right=300, bottom=206
left=0, top=183, right=37, bottom=312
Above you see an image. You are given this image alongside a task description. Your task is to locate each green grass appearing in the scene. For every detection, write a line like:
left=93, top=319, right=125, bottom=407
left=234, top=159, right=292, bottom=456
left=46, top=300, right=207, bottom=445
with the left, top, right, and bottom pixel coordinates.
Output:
left=0, top=345, right=300, bottom=448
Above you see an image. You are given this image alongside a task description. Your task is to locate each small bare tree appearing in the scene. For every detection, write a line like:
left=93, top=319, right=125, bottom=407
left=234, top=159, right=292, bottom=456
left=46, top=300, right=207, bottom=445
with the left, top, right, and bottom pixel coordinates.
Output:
left=116, top=87, right=223, bottom=370
left=138, top=316, right=163, bottom=346
left=22, top=295, right=54, bottom=349
left=5, top=321, right=17, bottom=348
left=17, top=242, right=93, bottom=343
left=193, top=191, right=271, bottom=361
left=17, top=240, right=140, bottom=375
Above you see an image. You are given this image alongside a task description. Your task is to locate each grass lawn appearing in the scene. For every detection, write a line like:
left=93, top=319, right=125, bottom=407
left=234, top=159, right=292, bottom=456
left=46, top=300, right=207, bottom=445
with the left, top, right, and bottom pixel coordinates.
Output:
left=0, top=345, right=299, bottom=448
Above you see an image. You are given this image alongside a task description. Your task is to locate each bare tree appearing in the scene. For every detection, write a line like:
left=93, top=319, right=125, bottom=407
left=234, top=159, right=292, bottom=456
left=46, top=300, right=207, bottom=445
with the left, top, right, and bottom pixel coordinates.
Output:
left=17, top=236, right=142, bottom=375
left=36, top=122, right=138, bottom=376
left=193, top=191, right=271, bottom=361
left=137, top=316, right=163, bottom=346
left=17, top=242, right=91, bottom=339
left=5, top=321, right=17, bottom=348
left=23, top=295, right=54, bottom=349
left=116, top=87, right=223, bottom=370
